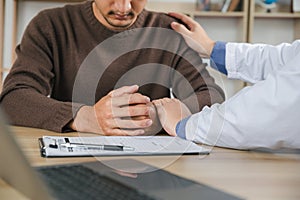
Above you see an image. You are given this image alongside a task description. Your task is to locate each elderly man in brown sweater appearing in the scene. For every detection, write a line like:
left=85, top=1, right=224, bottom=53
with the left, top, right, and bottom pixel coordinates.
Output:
left=0, top=0, right=224, bottom=135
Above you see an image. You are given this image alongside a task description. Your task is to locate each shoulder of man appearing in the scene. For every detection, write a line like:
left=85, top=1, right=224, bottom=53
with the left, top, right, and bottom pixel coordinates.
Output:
left=142, top=9, right=178, bottom=29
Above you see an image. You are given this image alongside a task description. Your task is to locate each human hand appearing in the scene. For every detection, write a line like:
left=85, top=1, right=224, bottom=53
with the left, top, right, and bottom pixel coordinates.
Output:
left=139, top=101, right=163, bottom=136
left=71, top=85, right=154, bottom=135
left=116, top=102, right=160, bottom=136
left=169, top=12, right=215, bottom=58
left=94, top=85, right=154, bottom=136
left=153, top=98, right=191, bottom=136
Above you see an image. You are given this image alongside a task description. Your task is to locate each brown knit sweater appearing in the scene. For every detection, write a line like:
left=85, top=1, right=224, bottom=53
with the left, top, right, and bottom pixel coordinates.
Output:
left=0, top=0, right=224, bottom=132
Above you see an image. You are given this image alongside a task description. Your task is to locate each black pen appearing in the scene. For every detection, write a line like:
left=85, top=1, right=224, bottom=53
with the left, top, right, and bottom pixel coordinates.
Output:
left=60, top=142, right=135, bottom=151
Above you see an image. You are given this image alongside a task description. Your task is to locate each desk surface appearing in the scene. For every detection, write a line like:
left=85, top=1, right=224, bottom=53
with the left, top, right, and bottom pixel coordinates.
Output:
left=1, top=126, right=300, bottom=200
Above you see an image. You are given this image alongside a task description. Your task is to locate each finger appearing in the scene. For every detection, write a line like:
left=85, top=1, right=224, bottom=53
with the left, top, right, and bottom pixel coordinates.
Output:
left=169, top=12, right=198, bottom=31
left=104, top=128, right=145, bottom=136
left=152, top=100, right=165, bottom=118
left=109, top=85, right=139, bottom=97
left=170, top=21, right=191, bottom=37
left=112, top=93, right=150, bottom=107
left=162, top=97, right=173, bottom=103
left=131, top=115, right=148, bottom=120
left=96, top=117, right=149, bottom=135
left=152, top=99, right=163, bottom=110
left=100, top=115, right=152, bottom=129
left=114, top=118, right=153, bottom=129
left=115, top=104, right=152, bottom=118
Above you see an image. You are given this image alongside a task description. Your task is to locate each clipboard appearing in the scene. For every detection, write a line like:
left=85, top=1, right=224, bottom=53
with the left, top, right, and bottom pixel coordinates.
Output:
left=38, top=136, right=210, bottom=157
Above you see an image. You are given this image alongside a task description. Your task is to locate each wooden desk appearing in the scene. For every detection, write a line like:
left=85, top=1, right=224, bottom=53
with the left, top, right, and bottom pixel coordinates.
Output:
left=1, top=126, right=300, bottom=200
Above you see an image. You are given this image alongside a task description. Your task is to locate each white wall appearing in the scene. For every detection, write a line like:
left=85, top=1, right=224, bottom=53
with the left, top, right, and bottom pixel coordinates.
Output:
left=3, top=1, right=68, bottom=70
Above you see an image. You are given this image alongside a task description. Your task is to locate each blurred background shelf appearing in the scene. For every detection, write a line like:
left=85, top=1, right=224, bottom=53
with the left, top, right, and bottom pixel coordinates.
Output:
left=192, top=11, right=245, bottom=17
left=254, top=12, right=300, bottom=18
left=248, top=0, right=300, bottom=43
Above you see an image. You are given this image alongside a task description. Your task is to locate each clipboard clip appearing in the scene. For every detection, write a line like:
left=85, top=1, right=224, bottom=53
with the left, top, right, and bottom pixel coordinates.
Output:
left=38, top=137, right=56, bottom=157
left=39, top=137, right=59, bottom=149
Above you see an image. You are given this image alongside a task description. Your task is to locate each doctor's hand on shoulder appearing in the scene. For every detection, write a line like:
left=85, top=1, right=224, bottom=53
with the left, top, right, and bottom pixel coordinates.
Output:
left=169, top=12, right=215, bottom=58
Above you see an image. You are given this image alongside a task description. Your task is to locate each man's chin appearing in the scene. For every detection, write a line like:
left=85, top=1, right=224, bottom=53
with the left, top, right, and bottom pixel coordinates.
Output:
left=106, top=18, right=135, bottom=30
left=109, top=24, right=133, bottom=30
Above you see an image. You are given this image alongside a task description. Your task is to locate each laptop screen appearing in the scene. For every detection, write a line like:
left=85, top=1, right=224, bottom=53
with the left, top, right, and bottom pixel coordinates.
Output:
left=0, top=109, right=53, bottom=200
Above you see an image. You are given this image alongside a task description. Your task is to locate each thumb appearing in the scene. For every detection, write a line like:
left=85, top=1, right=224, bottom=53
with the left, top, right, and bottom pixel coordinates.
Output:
left=110, top=85, right=139, bottom=97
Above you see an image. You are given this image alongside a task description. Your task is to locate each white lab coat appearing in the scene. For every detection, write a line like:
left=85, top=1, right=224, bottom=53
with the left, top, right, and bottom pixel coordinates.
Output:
left=185, top=40, right=300, bottom=149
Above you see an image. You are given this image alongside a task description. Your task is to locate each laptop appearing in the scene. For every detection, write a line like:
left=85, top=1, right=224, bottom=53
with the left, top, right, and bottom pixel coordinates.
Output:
left=0, top=109, right=243, bottom=200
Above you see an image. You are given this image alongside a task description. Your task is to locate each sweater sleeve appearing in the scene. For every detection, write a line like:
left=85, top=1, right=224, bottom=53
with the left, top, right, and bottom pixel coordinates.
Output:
left=0, top=12, right=81, bottom=132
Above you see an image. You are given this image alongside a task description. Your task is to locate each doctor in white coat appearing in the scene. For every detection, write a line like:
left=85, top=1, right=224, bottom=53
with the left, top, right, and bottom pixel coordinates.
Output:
left=154, top=12, right=300, bottom=149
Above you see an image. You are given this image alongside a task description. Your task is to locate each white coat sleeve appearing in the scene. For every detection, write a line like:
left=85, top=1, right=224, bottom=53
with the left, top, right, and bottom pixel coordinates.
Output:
left=183, top=44, right=300, bottom=149
left=226, top=40, right=300, bottom=83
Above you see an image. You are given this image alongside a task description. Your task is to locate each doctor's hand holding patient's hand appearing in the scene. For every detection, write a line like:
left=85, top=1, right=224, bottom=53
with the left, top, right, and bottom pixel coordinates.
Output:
left=153, top=98, right=191, bottom=137
left=70, top=85, right=156, bottom=136
left=169, top=12, right=215, bottom=58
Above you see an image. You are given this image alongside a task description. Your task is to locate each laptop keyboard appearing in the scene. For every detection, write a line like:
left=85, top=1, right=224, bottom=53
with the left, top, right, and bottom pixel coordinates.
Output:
left=37, top=165, right=157, bottom=200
